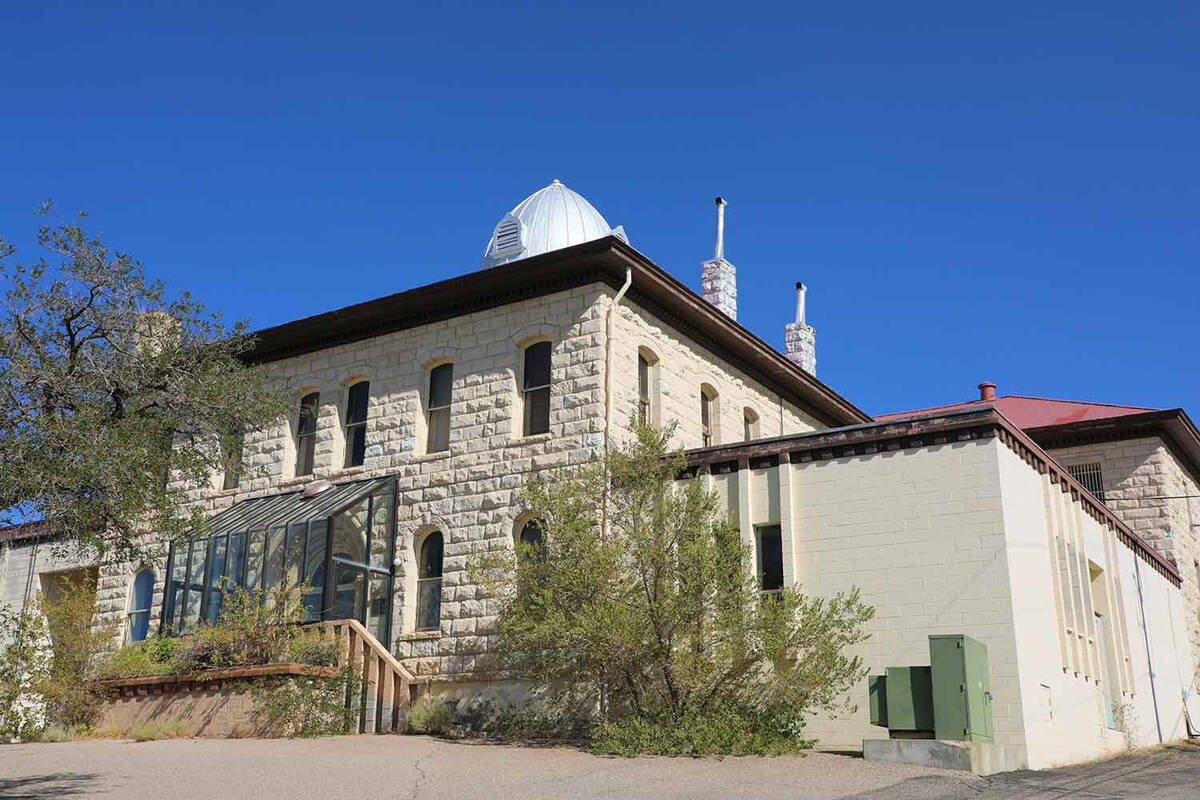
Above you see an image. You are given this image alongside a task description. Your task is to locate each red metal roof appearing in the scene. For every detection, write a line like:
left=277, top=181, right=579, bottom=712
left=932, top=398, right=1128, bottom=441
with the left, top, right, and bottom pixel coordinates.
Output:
left=876, top=395, right=1159, bottom=430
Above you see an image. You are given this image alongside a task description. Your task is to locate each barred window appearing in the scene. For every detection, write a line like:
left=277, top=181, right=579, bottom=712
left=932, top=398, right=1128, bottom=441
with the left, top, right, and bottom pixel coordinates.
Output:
left=1068, top=462, right=1105, bottom=501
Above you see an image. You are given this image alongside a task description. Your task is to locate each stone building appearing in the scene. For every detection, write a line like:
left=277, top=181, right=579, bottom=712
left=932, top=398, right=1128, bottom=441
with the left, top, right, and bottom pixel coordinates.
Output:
left=2, top=180, right=1197, bottom=768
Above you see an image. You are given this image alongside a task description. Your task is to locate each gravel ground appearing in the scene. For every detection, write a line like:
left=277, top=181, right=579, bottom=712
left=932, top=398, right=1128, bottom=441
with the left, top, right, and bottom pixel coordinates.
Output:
left=0, top=736, right=1196, bottom=800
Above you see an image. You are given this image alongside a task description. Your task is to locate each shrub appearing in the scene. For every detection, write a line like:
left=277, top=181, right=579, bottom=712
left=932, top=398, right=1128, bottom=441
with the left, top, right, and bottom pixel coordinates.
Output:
left=0, top=604, right=52, bottom=741
left=249, top=666, right=359, bottom=738
left=403, top=698, right=453, bottom=736
left=127, top=718, right=190, bottom=741
left=471, top=419, right=875, bottom=755
left=175, top=583, right=304, bottom=672
left=590, top=708, right=812, bottom=757
left=97, top=637, right=185, bottom=678
left=288, top=638, right=339, bottom=668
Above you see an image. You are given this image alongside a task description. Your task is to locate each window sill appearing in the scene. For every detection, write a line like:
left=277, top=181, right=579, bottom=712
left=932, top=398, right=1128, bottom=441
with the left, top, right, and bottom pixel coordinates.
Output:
left=508, top=432, right=552, bottom=447
left=411, top=451, right=452, bottom=464
left=400, top=630, right=442, bottom=641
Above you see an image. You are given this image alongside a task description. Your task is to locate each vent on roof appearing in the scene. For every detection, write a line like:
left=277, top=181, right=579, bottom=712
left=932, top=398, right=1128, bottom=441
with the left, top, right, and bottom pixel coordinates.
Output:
left=489, top=215, right=524, bottom=260
left=1067, top=462, right=1105, bottom=501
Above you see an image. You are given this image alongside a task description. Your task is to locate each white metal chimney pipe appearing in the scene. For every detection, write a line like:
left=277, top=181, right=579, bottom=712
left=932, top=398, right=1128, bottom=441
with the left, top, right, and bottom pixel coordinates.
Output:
left=713, top=196, right=727, bottom=261
left=795, top=282, right=807, bottom=326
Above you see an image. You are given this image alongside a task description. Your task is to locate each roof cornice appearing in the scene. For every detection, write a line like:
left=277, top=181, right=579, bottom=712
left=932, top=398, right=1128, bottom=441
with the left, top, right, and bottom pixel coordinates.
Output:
left=1025, top=408, right=1200, bottom=487
left=682, top=406, right=1182, bottom=587
left=244, top=236, right=870, bottom=428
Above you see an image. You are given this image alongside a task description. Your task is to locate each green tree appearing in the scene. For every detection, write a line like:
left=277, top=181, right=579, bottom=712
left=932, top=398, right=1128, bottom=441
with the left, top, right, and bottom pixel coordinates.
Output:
left=0, top=204, right=289, bottom=560
left=473, top=421, right=875, bottom=755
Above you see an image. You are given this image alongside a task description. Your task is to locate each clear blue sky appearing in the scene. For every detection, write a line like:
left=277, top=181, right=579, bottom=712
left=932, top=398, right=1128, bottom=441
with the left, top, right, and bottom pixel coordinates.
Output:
left=2, top=2, right=1197, bottom=418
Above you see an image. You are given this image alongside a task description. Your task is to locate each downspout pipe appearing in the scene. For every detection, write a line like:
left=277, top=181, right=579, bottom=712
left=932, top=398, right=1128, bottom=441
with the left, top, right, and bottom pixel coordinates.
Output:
left=602, top=267, right=633, bottom=539
left=604, top=267, right=633, bottom=452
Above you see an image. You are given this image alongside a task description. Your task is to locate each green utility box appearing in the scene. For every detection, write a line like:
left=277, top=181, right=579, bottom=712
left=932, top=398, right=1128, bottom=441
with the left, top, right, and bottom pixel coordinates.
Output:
left=882, top=666, right=934, bottom=734
left=930, top=634, right=994, bottom=742
left=868, top=674, right=888, bottom=727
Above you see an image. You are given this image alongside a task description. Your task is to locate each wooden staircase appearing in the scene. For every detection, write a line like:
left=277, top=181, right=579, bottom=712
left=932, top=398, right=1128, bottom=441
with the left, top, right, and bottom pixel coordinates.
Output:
left=310, top=619, right=429, bottom=733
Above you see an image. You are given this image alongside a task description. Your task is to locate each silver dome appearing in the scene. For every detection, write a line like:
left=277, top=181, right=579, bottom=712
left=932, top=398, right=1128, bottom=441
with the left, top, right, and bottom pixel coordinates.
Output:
left=481, top=180, right=627, bottom=268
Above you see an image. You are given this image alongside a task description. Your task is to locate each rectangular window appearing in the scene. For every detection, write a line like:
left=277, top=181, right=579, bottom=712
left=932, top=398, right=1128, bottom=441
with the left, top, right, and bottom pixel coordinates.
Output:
left=638, top=355, right=651, bottom=425
left=523, top=342, right=551, bottom=436
left=222, top=426, right=244, bottom=490
left=344, top=382, right=369, bottom=468
left=1067, top=462, right=1105, bottom=501
left=427, top=363, right=453, bottom=453
left=296, top=391, right=320, bottom=476
left=701, top=390, right=714, bottom=447
left=756, top=524, right=784, bottom=593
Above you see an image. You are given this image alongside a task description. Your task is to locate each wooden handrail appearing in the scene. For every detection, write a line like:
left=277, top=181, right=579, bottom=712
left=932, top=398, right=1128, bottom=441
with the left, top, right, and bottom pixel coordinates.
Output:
left=307, top=618, right=430, bottom=733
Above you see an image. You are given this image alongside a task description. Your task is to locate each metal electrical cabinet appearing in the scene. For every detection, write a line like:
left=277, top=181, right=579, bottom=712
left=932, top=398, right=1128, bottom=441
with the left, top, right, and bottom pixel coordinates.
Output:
left=930, top=634, right=993, bottom=742
left=884, top=666, right=935, bottom=734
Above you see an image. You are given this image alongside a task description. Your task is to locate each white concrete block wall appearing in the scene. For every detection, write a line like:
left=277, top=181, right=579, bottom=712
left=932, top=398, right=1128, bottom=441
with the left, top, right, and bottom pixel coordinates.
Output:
left=1048, top=437, right=1200, bottom=681
left=789, top=438, right=1026, bottom=752
left=995, top=444, right=1129, bottom=768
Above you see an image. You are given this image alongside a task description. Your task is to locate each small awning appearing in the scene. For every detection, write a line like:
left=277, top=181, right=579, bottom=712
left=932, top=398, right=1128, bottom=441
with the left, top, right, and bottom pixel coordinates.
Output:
left=190, top=475, right=394, bottom=540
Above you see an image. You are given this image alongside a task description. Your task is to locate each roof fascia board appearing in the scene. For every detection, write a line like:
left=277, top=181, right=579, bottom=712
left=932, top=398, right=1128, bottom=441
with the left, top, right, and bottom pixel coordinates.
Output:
left=244, top=236, right=869, bottom=428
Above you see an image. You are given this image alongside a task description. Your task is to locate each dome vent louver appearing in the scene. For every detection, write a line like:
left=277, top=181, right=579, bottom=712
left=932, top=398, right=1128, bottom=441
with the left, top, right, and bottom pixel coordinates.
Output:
left=489, top=215, right=524, bottom=260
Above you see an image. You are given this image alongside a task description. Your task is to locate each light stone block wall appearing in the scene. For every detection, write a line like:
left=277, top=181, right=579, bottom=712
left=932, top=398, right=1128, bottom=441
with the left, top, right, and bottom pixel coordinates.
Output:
left=607, top=296, right=822, bottom=452
left=140, top=282, right=833, bottom=680
left=1048, top=437, right=1200, bottom=677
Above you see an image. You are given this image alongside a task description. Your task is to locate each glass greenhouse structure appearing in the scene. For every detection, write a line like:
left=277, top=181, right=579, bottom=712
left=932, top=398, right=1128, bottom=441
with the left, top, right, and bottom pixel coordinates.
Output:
left=162, top=476, right=397, bottom=644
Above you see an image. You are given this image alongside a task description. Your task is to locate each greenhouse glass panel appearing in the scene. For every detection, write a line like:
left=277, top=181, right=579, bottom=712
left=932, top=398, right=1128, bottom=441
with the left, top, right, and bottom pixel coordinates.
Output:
left=157, top=477, right=395, bottom=637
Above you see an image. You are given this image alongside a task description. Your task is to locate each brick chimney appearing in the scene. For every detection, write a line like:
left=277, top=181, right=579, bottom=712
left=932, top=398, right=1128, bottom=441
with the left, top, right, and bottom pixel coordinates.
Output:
left=700, top=197, right=737, bottom=319
left=978, top=381, right=996, bottom=402
left=784, top=282, right=817, bottom=376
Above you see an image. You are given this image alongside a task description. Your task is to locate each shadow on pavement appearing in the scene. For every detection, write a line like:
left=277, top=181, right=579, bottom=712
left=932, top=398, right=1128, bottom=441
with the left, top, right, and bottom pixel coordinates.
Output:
left=840, top=743, right=1200, bottom=800
left=0, top=772, right=101, bottom=799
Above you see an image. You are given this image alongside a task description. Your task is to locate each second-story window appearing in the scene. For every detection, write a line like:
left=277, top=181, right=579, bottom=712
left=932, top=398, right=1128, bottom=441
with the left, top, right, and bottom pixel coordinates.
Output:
left=523, top=341, right=551, bottom=436
left=638, top=355, right=651, bottom=425
left=743, top=408, right=759, bottom=442
left=700, top=385, right=718, bottom=447
left=221, top=425, right=244, bottom=490
left=344, top=381, right=369, bottom=468
left=427, top=363, right=453, bottom=453
left=296, top=391, right=320, bottom=476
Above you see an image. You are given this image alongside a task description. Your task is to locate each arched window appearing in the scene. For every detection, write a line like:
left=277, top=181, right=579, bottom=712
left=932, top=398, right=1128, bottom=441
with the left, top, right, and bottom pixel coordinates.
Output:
left=344, top=381, right=370, bottom=468
left=743, top=408, right=760, bottom=442
left=296, top=391, right=320, bottom=476
left=700, top=385, right=719, bottom=447
left=126, top=569, right=155, bottom=642
left=416, top=532, right=443, bottom=631
left=522, top=341, right=552, bottom=436
left=637, top=349, right=659, bottom=426
left=426, top=363, right=453, bottom=453
left=517, top=519, right=544, bottom=554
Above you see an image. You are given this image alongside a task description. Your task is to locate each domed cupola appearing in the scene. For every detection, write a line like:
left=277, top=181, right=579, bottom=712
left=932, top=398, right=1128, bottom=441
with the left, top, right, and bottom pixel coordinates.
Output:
left=481, top=180, right=628, bottom=268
